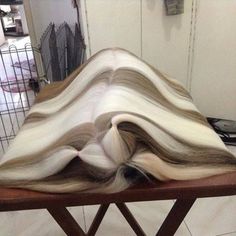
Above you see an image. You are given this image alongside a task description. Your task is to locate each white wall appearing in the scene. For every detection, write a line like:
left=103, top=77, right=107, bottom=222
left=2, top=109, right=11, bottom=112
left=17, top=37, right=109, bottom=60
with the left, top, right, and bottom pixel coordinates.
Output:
left=84, top=0, right=141, bottom=57
left=190, top=0, right=236, bottom=120
left=82, top=0, right=193, bottom=86
left=142, top=0, right=193, bottom=87
left=81, top=0, right=236, bottom=120
left=19, top=5, right=29, bottom=35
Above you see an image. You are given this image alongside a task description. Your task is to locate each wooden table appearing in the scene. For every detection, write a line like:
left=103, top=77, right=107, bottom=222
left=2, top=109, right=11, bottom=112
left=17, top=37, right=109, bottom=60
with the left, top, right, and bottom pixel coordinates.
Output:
left=1, top=172, right=236, bottom=236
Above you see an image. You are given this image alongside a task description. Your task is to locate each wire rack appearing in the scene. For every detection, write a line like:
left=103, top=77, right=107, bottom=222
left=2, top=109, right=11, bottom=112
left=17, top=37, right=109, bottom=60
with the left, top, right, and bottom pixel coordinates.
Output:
left=0, top=23, right=86, bottom=156
left=0, top=43, right=40, bottom=156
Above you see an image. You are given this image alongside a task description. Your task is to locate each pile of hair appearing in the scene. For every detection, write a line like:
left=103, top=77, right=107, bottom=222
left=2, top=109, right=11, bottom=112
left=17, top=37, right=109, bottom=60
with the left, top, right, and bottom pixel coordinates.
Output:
left=0, top=48, right=235, bottom=193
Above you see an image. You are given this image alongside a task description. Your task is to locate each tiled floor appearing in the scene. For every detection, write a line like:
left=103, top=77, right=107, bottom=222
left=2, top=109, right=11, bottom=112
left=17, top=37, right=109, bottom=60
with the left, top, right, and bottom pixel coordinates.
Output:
left=84, top=201, right=190, bottom=236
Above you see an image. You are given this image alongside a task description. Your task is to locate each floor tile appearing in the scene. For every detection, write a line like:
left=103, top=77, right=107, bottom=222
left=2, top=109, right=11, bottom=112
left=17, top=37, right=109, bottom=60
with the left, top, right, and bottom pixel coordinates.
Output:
left=67, top=206, right=86, bottom=231
left=84, top=201, right=191, bottom=236
left=217, top=232, right=236, bottom=236
left=0, top=207, right=85, bottom=236
left=84, top=204, right=135, bottom=236
left=185, top=196, right=236, bottom=236
left=127, top=201, right=191, bottom=236
left=0, top=210, right=63, bottom=236
left=0, top=88, right=20, bottom=112
left=0, top=211, right=23, bottom=236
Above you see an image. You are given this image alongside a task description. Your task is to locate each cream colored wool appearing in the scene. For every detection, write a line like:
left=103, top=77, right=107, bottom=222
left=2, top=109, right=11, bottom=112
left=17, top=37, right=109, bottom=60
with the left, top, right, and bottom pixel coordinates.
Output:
left=0, top=48, right=235, bottom=193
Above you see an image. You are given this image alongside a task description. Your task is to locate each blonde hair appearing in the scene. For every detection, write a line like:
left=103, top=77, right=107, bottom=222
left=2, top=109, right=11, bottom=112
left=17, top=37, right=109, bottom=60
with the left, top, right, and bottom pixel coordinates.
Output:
left=0, top=48, right=235, bottom=193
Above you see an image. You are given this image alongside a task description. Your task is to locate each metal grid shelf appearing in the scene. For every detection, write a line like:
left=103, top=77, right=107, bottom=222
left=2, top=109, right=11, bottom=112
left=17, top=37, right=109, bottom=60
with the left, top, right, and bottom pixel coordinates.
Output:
left=0, top=43, right=38, bottom=156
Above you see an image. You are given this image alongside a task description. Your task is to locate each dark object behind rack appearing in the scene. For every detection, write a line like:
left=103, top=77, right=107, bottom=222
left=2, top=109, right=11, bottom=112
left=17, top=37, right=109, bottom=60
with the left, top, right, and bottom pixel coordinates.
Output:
left=40, top=22, right=86, bottom=83
left=207, top=117, right=236, bottom=146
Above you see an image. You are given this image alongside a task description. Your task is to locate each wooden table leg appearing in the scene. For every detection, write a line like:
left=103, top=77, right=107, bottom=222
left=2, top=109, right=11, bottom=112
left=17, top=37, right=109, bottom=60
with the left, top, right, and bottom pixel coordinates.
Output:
left=116, top=203, right=146, bottom=236
left=87, top=204, right=110, bottom=236
left=47, top=206, right=86, bottom=236
left=156, top=198, right=196, bottom=236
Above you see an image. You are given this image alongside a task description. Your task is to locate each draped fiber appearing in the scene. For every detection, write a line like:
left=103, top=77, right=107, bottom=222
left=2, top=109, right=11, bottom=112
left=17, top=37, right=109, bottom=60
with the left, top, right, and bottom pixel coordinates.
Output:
left=0, top=48, right=235, bottom=193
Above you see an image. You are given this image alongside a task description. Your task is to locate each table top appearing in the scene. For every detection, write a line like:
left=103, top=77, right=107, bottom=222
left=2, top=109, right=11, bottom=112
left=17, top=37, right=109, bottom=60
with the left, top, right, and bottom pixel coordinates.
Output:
left=0, top=172, right=236, bottom=211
